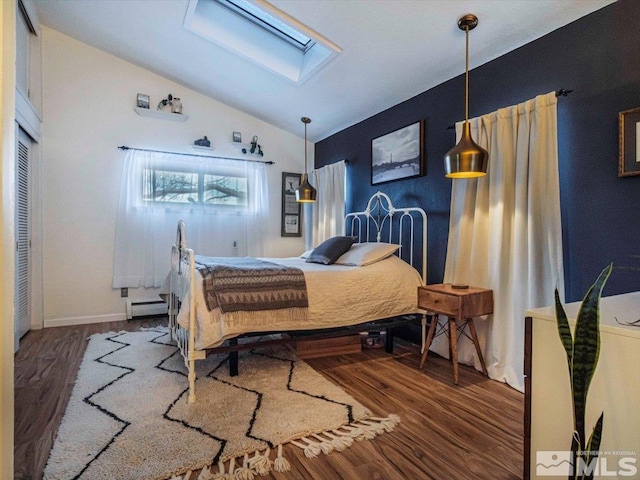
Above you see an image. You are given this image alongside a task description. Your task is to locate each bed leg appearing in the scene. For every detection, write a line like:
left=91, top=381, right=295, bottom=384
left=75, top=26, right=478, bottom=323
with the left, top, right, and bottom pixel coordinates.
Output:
left=229, top=338, right=239, bottom=377
left=385, top=327, right=394, bottom=353
left=188, top=357, right=196, bottom=403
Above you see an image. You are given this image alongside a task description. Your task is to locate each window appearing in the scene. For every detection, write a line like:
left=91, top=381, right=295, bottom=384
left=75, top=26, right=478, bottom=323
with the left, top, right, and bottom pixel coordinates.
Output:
left=16, top=3, right=31, bottom=96
left=114, top=149, right=269, bottom=287
left=16, top=0, right=42, bottom=111
left=142, top=168, right=248, bottom=206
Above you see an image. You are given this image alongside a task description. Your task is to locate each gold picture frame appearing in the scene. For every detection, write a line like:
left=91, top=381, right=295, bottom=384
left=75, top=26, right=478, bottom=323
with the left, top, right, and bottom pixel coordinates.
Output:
left=619, top=107, right=640, bottom=177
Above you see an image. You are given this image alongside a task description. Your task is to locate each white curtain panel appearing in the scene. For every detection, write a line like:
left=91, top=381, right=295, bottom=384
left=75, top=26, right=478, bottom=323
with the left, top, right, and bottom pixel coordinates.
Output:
left=113, top=150, right=268, bottom=288
left=435, top=92, right=564, bottom=392
left=311, top=160, right=347, bottom=247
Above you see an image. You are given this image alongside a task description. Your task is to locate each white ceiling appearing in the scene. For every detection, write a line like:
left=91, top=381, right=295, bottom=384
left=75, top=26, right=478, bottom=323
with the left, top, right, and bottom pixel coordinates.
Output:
left=33, top=0, right=615, bottom=142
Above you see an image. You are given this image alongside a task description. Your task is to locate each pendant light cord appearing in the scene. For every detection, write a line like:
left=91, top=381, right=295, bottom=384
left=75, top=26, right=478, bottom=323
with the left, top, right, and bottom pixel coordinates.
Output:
left=304, top=121, right=308, bottom=173
left=465, top=24, right=469, bottom=123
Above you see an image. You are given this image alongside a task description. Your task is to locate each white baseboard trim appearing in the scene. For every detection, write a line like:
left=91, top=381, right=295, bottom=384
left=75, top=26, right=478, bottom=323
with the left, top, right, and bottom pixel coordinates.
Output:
left=44, top=313, right=126, bottom=328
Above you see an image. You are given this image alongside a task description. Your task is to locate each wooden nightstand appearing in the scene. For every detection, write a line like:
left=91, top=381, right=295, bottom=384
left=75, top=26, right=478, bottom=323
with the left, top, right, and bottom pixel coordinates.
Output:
left=418, top=284, right=493, bottom=384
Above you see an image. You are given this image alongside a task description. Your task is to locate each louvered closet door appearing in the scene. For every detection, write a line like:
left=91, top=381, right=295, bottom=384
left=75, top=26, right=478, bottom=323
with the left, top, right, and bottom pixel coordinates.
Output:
left=15, top=127, right=31, bottom=347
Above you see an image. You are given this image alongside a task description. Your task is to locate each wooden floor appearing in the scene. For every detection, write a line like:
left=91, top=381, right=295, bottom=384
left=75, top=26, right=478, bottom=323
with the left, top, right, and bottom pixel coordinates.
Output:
left=14, top=319, right=524, bottom=480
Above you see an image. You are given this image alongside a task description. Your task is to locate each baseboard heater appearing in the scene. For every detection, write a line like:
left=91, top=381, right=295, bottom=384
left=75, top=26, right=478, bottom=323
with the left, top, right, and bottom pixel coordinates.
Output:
left=126, top=299, right=168, bottom=319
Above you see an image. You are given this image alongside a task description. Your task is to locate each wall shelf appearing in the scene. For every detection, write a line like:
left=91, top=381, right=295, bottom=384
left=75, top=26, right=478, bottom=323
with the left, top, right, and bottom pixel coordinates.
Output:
left=192, top=145, right=214, bottom=152
left=134, top=107, right=188, bottom=122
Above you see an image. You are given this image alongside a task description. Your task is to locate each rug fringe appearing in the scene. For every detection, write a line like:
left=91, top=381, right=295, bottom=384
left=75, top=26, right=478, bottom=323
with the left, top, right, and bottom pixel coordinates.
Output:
left=168, top=415, right=399, bottom=480
left=248, top=448, right=272, bottom=475
left=273, top=444, right=291, bottom=472
left=288, top=413, right=400, bottom=456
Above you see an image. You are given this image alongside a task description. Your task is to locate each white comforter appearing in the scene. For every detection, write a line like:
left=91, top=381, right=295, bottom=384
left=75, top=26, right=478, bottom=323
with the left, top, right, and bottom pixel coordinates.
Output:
left=177, top=254, right=423, bottom=350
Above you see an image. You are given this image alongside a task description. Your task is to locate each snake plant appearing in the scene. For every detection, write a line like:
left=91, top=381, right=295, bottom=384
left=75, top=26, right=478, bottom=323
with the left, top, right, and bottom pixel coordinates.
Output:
left=554, top=263, right=612, bottom=480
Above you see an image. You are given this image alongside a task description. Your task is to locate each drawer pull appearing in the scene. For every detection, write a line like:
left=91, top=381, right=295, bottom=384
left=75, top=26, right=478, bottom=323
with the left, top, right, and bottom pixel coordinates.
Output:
left=434, top=299, right=440, bottom=303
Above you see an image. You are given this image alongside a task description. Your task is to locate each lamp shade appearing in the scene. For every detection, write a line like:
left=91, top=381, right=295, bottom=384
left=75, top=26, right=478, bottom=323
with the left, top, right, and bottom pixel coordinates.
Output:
left=295, top=117, right=317, bottom=202
left=295, top=173, right=317, bottom=202
left=444, top=122, right=488, bottom=178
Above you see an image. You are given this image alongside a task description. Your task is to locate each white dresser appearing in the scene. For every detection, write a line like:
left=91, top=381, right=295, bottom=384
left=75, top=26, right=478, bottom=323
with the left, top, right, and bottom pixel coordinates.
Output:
left=525, top=291, right=640, bottom=479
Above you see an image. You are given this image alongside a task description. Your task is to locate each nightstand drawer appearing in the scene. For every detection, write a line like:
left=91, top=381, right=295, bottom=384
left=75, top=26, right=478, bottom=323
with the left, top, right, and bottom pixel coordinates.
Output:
left=418, top=289, right=458, bottom=315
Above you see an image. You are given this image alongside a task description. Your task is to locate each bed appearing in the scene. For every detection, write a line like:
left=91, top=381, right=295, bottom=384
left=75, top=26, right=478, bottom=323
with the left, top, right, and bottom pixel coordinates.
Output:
left=167, top=191, right=427, bottom=402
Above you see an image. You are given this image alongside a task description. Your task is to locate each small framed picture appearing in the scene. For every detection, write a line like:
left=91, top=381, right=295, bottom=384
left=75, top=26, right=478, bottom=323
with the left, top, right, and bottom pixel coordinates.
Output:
left=284, top=215, right=299, bottom=235
left=136, top=93, right=150, bottom=109
left=232, top=131, right=242, bottom=143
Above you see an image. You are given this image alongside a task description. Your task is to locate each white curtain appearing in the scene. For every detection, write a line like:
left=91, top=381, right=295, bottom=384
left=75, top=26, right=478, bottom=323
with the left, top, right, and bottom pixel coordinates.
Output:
left=113, top=149, right=268, bottom=288
left=434, top=92, right=564, bottom=392
left=310, top=160, right=347, bottom=246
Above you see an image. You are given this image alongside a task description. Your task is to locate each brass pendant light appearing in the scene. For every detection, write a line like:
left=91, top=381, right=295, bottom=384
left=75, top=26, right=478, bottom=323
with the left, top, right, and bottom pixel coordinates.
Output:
left=295, top=117, right=317, bottom=202
left=444, top=14, right=488, bottom=179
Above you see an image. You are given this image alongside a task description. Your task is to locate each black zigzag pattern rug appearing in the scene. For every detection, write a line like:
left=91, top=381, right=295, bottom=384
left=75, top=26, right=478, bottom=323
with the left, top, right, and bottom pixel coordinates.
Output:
left=44, top=328, right=399, bottom=480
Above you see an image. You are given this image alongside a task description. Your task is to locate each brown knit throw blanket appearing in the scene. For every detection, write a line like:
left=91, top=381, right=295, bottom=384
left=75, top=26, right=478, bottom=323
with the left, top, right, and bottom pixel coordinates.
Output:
left=195, top=256, right=309, bottom=313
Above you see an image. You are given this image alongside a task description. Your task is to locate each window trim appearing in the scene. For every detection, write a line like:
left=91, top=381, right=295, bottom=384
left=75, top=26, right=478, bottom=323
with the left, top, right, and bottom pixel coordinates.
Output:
left=215, top=0, right=315, bottom=52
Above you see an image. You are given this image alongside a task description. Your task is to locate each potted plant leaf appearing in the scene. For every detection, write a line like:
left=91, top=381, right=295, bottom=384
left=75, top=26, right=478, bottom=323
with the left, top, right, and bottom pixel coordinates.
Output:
left=554, top=263, right=612, bottom=480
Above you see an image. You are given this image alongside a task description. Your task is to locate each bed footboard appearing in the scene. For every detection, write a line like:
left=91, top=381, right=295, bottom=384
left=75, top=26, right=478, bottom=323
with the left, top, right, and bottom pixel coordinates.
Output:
left=169, top=221, right=205, bottom=403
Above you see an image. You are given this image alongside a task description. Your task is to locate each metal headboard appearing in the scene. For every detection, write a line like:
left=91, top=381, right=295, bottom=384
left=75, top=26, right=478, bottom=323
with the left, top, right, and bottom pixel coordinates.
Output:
left=345, top=191, right=427, bottom=283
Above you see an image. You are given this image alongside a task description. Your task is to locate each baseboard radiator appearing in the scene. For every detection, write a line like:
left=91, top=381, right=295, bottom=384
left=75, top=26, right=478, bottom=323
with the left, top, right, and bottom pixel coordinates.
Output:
left=126, top=299, right=168, bottom=319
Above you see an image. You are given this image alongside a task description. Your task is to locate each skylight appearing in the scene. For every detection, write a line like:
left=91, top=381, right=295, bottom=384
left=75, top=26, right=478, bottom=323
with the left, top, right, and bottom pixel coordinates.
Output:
left=216, top=0, right=315, bottom=52
left=184, top=0, right=341, bottom=84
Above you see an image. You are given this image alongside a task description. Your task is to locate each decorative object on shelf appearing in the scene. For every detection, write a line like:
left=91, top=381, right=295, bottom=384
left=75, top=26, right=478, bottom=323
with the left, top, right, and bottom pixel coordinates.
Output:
left=157, top=93, right=172, bottom=110
left=618, top=106, right=640, bottom=177
left=295, top=117, right=316, bottom=203
left=232, top=131, right=242, bottom=143
left=553, top=263, right=612, bottom=479
left=157, top=93, right=183, bottom=115
left=444, top=14, right=488, bottom=179
left=241, top=135, right=264, bottom=156
left=281, top=172, right=302, bottom=237
left=371, top=120, right=424, bottom=185
left=136, top=93, right=150, bottom=109
left=194, top=136, right=211, bottom=147
left=171, top=97, right=182, bottom=114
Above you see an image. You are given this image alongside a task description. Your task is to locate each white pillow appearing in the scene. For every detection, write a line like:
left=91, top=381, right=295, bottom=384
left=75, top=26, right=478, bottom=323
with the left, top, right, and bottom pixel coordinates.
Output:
left=335, top=242, right=400, bottom=266
left=300, top=249, right=313, bottom=259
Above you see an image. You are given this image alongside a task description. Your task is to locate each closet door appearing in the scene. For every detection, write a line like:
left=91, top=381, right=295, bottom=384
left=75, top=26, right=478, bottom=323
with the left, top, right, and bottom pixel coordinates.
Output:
left=15, top=127, right=31, bottom=348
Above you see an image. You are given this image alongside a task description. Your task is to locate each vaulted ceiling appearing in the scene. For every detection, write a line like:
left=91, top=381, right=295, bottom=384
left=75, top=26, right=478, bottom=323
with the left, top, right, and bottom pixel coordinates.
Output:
left=33, top=0, right=615, bottom=142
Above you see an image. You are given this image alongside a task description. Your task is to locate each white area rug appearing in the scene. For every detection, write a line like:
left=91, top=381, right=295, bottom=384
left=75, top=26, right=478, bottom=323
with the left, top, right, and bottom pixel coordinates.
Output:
left=44, top=328, right=399, bottom=480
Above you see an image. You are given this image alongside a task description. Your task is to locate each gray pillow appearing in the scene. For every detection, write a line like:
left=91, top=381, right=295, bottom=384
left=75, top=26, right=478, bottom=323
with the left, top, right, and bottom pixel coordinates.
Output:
left=306, top=236, right=356, bottom=265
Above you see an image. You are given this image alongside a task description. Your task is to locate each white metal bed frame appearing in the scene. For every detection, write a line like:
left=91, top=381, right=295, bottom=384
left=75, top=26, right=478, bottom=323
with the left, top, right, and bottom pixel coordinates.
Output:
left=168, top=191, right=427, bottom=403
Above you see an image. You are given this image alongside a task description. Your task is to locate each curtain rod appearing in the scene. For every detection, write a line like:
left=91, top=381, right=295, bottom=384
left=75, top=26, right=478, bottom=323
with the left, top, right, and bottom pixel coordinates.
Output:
left=117, top=146, right=274, bottom=165
left=446, top=89, right=573, bottom=130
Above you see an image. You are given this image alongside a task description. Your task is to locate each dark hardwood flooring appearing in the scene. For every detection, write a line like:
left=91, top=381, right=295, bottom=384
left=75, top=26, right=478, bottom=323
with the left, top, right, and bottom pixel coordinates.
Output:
left=14, top=319, right=523, bottom=480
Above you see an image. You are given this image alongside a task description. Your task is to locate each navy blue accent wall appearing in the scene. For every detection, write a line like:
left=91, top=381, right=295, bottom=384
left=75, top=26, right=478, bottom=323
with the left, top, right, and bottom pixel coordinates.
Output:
left=315, top=0, right=640, bottom=302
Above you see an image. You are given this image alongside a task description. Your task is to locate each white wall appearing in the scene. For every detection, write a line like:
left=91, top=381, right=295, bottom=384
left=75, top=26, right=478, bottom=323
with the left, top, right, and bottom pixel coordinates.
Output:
left=41, top=27, right=309, bottom=326
left=1, top=1, right=16, bottom=476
